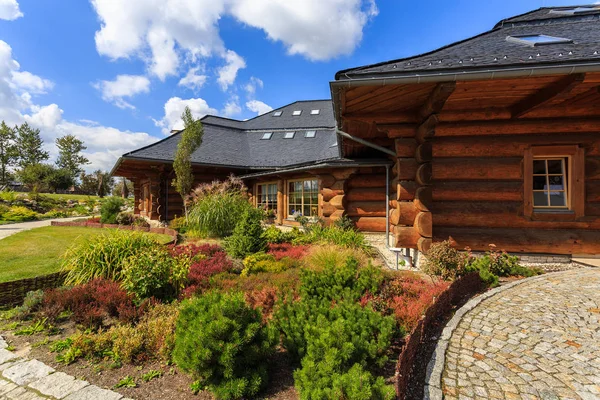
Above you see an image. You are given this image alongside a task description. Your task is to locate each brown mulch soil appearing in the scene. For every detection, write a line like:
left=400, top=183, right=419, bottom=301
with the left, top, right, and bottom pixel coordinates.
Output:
left=0, top=321, right=298, bottom=400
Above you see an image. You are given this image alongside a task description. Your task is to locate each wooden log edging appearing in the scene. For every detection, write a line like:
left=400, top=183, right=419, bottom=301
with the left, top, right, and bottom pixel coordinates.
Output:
left=421, top=272, right=557, bottom=399
left=50, top=220, right=179, bottom=245
left=0, top=271, right=67, bottom=307
left=395, top=272, right=485, bottom=399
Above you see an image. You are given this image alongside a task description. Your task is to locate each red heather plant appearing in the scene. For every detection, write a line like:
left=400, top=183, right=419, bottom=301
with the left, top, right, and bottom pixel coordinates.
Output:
left=364, top=276, right=449, bottom=331
left=181, top=251, right=234, bottom=298
left=245, top=287, right=278, bottom=321
left=267, top=243, right=310, bottom=261
left=42, top=279, right=142, bottom=328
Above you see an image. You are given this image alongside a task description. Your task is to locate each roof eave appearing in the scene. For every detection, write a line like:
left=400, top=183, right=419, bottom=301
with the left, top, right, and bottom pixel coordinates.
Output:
left=238, top=159, right=393, bottom=180
left=330, top=60, right=600, bottom=126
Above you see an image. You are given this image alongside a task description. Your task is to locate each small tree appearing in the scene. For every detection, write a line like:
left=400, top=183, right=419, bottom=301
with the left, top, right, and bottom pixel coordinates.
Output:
left=46, top=168, right=74, bottom=193
left=172, top=106, right=204, bottom=216
left=55, top=134, right=90, bottom=179
left=15, top=123, right=49, bottom=168
left=121, top=177, right=129, bottom=198
left=0, top=121, right=17, bottom=185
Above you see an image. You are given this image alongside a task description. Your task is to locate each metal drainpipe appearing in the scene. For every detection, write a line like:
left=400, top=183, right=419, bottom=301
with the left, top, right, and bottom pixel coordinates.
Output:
left=385, top=164, right=389, bottom=248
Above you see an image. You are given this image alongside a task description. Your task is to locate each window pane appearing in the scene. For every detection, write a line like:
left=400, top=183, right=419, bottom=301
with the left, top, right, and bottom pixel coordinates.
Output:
left=533, top=176, right=547, bottom=190
left=295, top=181, right=302, bottom=192
left=549, top=192, right=567, bottom=207
left=547, top=160, right=563, bottom=174
left=533, top=191, right=549, bottom=206
left=548, top=175, right=564, bottom=190
left=533, top=160, right=546, bottom=174
left=303, top=205, right=311, bottom=216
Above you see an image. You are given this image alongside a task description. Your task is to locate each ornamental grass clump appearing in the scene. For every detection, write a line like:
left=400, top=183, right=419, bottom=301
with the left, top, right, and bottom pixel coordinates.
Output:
left=62, top=230, right=161, bottom=285
left=173, top=291, right=276, bottom=400
left=186, top=176, right=252, bottom=238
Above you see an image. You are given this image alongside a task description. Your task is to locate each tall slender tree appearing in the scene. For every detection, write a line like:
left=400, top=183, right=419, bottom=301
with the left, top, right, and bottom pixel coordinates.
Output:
left=55, top=134, right=89, bottom=179
left=172, top=106, right=204, bottom=216
left=15, top=123, right=49, bottom=168
left=0, top=121, right=17, bottom=185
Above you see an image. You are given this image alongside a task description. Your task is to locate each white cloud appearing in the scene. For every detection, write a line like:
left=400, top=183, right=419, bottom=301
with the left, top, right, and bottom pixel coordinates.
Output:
left=217, top=50, right=245, bottom=91
left=244, top=76, right=263, bottom=96
left=0, top=39, right=156, bottom=172
left=246, top=100, right=272, bottom=116
left=178, top=66, right=208, bottom=91
left=90, top=0, right=376, bottom=84
left=93, top=74, right=151, bottom=110
left=222, top=96, right=241, bottom=117
left=0, top=0, right=22, bottom=21
left=229, top=0, right=378, bottom=61
left=154, top=96, right=218, bottom=134
left=11, top=71, right=54, bottom=94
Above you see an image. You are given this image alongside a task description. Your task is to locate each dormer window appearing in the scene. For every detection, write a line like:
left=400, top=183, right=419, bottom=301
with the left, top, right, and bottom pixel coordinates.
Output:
left=305, top=130, right=316, bottom=138
left=273, top=111, right=282, bottom=117
left=261, top=132, right=273, bottom=140
left=507, top=35, right=573, bottom=47
left=284, top=132, right=295, bottom=139
left=310, top=109, right=320, bottom=115
left=292, top=110, right=302, bottom=116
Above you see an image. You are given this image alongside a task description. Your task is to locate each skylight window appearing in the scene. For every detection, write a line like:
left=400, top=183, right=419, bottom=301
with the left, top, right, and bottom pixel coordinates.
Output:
left=550, top=6, right=599, bottom=15
left=507, top=35, right=573, bottom=47
left=273, top=111, right=282, bottom=117
left=310, top=109, right=320, bottom=115
left=292, top=110, right=302, bottom=116
left=305, top=130, right=316, bottom=138
left=284, top=132, right=295, bottom=139
left=261, top=132, right=273, bottom=140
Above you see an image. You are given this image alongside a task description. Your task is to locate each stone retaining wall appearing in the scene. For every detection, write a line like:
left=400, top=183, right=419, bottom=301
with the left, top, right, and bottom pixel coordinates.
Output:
left=395, top=272, right=485, bottom=399
left=0, top=272, right=66, bottom=307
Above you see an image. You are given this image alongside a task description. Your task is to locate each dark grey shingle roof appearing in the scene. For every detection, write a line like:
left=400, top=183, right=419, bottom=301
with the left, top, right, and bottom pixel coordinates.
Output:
left=336, top=6, right=600, bottom=80
left=121, top=100, right=340, bottom=169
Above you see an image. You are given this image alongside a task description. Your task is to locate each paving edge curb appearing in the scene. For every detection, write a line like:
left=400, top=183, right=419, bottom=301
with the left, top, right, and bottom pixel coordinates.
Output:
left=422, top=269, right=586, bottom=400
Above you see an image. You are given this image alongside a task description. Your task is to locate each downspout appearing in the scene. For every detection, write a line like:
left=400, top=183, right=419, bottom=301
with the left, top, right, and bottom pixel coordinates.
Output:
left=385, top=164, right=389, bottom=248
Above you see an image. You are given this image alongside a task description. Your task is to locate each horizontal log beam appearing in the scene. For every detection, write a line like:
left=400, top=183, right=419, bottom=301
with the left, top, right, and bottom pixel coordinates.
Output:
left=346, top=174, right=387, bottom=189
left=352, top=217, right=387, bottom=232
left=415, top=211, right=432, bottom=238
left=390, top=201, right=418, bottom=226
left=397, top=180, right=417, bottom=201
left=433, top=181, right=522, bottom=202
left=347, top=201, right=387, bottom=218
left=346, top=188, right=389, bottom=202
left=395, top=139, right=418, bottom=157
left=436, top=227, right=600, bottom=254
left=432, top=158, right=522, bottom=181
left=393, top=226, right=421, bottom=248
left=436, top=118, right=600, bottom=137
left=433, top=134, right=600, bottom=158
left=394, top=158, right=419, bottom=181
left=378, top=123, right=416, bottom=138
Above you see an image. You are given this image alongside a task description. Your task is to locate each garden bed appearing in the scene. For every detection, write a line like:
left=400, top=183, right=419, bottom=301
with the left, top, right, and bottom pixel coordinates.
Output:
left=50, top=219, right=178, bottom=243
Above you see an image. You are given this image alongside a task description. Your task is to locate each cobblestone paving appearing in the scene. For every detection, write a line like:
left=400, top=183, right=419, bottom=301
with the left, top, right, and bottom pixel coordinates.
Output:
left=442, top=269, right=600, bottom=400
left=0, top=336, right=128, bottom=400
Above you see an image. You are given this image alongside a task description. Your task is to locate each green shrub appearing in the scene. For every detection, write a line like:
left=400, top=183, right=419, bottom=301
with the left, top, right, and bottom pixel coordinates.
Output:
left=292, top=304, right=396, bottom=400
left=261, top=226, right=302, bottom=244
left=465, top=247, right=540, bottom=288
left=115, top=212, right=134, bottom=225
left=0, top=204, right=9, bottom=219
left=187, top=178, right=252, bottom=238
left=224, top=208, right=266, bottom=259
left=2, top=290, right=45, bottom=320
left=3, top=206, right=38, bottom=222
left=173, top=291, right=276, bottom=399
left=62, top=230, right=162, bottom=285
left=42, top=210, right=70, bottom=219
left=422, top=240, right=468, bottom=281
left=0, top=190, right=17, bottom=202
left=333, top=215, right=356, bottom=231
left=293, top=225, right=370, bottom=253
left=100, top=197, right=124, bottom=224
left=241, top=253, right=289, bottom=276
left=121, top=247, right=180, bottom=301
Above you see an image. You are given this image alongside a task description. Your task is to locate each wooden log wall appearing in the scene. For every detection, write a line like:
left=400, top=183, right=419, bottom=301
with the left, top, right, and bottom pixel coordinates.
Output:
left=430, top=126, right=600, bottom=255
left=320, top=169, right=353, bottom=226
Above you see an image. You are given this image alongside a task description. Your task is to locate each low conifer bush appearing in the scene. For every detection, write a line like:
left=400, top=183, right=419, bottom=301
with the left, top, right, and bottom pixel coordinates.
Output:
left=173, top=291, right=276, bottom=399
left=224, top=208, right=266, bottom=259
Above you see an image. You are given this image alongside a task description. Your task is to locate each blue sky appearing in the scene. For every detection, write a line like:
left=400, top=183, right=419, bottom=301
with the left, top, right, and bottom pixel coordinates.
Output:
left=0, top=0, right=586, bottom=171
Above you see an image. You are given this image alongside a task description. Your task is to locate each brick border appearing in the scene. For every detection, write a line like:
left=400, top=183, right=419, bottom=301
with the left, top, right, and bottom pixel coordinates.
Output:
left=395, top=272, right=485, bottom=399
left=422, top=271, right=576, bottom=399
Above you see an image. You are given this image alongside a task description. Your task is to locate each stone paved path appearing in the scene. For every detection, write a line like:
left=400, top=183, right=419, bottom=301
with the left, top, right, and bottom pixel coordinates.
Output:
left=0, top=336, right=128, bottom=400
left=441, top=269, right=600, bottom=399
left=0, top=218, right=84, bottom=240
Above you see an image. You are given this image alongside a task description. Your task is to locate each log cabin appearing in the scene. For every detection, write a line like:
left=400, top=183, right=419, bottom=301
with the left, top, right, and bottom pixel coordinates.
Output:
left=112, top=5, right=600, bottom=258
left=331, top=5, right=600, bottom=255
left=110, top=100, right=393, bottom=231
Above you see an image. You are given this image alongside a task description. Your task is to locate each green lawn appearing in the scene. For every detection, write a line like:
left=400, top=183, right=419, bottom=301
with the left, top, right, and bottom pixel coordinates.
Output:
left=0, top=226, right=173, bottom=283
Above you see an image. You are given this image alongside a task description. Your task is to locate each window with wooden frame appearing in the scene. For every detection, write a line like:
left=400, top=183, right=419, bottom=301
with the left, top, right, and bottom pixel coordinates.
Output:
left=287, top=179, right=319, bottom=219
left=256, top=183, right=278, bottom=211
left=524, top=145, right=584, bottom=219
